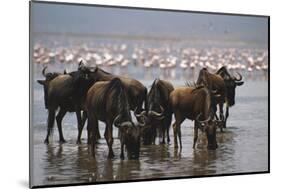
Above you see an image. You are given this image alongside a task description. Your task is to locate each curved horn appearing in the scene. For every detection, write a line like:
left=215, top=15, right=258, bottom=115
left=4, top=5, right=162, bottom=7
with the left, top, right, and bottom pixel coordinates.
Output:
left=211, top=89, right=218, bottom=94
left=148, top=105, right=164, bottom=120
left=120, top=121, right=133, bottom=127
left=138, top=119, right=146, bottom=127
left=42, top=66, right=47, bottom=77
left=196, top=113, right=211, bottom=123
left=134, top=107, right=146, bottom=118
left=113, top=115, right=121, bottom=127
left=233, top=72, right=242, bottom=81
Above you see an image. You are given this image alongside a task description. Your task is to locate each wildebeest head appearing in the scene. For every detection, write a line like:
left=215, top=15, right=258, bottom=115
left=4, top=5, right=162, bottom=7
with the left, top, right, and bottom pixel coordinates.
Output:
left=216, top=67, right=244, bottom=106
left=196, top=114, right=218, bottom=150
left=37, top=66, right=61, bottom=109
left=114, top=115, right=142, bottom=159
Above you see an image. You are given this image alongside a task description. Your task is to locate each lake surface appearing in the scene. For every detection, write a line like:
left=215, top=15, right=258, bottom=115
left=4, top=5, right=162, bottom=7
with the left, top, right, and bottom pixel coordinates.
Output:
left=30, top=63, right=268, bottom=186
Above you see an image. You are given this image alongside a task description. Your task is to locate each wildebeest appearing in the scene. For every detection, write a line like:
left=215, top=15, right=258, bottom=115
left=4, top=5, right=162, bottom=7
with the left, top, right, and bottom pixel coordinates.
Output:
left=215, top=66, right=244, bottom=127
left=196, top=68, right=227, bottom=122
left=78, top=65, right=147, bottom=144
left=38, top=62, right=147, bottom=144
left=196, top=67, right=244, bottom=128
left=86, top=78, right=145, bottom=159
left=37, top=66, right=64, bottom=109
left=137, top=79, right=174, bottom=145
left=170, top=85, right=220, bottom=150
left=38, top=64, right=92, bottom=144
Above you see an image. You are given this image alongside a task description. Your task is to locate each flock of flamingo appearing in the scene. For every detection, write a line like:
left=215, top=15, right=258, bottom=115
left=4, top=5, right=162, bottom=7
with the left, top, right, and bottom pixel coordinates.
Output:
left=33, top=41, right=268, bottom=79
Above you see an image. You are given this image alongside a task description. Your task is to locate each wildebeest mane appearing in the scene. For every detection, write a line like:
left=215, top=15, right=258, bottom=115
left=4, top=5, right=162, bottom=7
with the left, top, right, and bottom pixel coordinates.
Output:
left=97, top=67, right=113, bottom=75
left=148, top=79, right=162, bottom=104
left=216, top=66, right=231, bottom=79
left=185, top=81, right=205, bottom=92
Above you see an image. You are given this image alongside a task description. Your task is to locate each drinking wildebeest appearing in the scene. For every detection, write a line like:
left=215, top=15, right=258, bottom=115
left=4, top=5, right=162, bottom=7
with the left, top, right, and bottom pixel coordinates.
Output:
left=196, top=67, right=244, bottom=128
left=78, top=65, right=147, bottom=144
left=86, top=78, right=145, bottom=159
left=137, top=79, right=174, bottom=145
left=170, top=84, right=220, bottom=150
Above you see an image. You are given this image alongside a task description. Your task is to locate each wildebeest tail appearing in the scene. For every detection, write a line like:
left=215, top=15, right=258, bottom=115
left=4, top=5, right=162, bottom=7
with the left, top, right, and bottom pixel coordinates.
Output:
left=102, top=77, right=130, bottom=116
left=47, top=107, right=56, bottom=135
left=46, top=94, right=59, bottom=135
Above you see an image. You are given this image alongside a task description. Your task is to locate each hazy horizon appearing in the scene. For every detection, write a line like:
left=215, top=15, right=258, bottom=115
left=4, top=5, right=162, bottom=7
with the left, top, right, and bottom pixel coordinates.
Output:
left=31, top=2, right=268, bottom=46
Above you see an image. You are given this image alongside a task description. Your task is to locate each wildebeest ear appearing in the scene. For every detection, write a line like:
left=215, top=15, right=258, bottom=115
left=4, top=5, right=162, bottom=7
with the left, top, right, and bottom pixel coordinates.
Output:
left=236, top=81, right=244, bottom=86
left=37, top=80, right=46, bottom=85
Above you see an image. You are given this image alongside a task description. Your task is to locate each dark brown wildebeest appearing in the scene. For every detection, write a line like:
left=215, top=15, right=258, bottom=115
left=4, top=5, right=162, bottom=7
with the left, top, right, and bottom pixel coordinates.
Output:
left=37, top=66, right=65, bottom=109
left=39, top=64, right=92, bottom=144
left=79, top=65, right=147, bottom=144
left=170, top=85, right=220, bottom=150
left=86, top=78, right=145, bottom=159
left=215, top=66, right=244, bottom=127
left=137, top=79, right=174, bottom=145
left=38, top=62, right=147, bottom=144
left=196, top=68, right=227, bottom=122
left=196, top=67, right=244, bottom=128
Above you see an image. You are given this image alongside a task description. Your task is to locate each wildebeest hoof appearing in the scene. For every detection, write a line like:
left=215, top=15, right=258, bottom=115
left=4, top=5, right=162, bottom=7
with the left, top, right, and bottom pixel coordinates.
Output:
left=44, top=139, right=49, bottom=144
left=108, top=152, right=115, bottom=159
left=59, top=139, right=66, bottom=144
left=76, top=140, right=82, bottom=144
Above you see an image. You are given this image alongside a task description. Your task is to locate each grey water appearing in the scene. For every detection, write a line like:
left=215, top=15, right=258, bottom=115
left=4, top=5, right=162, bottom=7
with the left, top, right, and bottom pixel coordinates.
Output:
left=31, top=63, right=268, bottom=187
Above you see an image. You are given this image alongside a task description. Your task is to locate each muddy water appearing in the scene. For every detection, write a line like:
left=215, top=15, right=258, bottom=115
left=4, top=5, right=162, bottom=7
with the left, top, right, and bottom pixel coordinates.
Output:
left=31, top=65, right=268, bottom=187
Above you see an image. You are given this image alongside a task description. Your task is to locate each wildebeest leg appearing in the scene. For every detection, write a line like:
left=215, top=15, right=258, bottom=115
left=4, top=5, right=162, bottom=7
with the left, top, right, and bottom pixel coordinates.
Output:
left=161, top=120, right=166, bottom=144
left=218, top=103, right=225, bottom=132
left=96, top=124, right=101, bottom=140
left=89, top=115, right=98, bottom=158
left=56, top=109, right=67, bottom=143
left=219, top=103, right=224, bottom=121
left=173, top=112, right=184, bottom=149
left=105, top=122, right=114, bottom=159
left=212, top=105, right=219, bottom=120
left=82, top=111, right=101, bottom=141
left=120, top=138, right=125, bottom=160
left=87, top=113, right=94, bottom=145
left=76, top=111, right=83, bottom=144
left=81, top=111, right=87, bottom=126
left=44, top=108, right=56, bottom=144
left=224, top=104, right=229, bottom=128
left=193, top=121, right=199, bottom=149
left=166, top=113, right=172, bottom=144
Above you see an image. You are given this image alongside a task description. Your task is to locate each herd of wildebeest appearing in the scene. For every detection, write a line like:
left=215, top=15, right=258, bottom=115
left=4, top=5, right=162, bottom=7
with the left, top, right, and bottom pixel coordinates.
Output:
left=37, top=61, right=244, bottom=160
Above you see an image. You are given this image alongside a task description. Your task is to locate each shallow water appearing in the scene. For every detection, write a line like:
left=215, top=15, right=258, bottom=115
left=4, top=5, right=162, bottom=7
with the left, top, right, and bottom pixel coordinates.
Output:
left=31, top=61, right=268, bottom=186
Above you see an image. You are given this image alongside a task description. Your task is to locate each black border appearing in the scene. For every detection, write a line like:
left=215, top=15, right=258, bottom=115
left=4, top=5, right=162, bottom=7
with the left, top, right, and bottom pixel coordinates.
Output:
left=29, top=1, right=270, bottom=188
